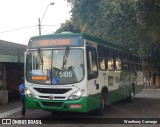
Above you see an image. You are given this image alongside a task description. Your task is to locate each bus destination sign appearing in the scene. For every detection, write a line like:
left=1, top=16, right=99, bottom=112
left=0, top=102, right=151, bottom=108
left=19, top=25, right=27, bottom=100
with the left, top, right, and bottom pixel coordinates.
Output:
left=28, top=37, right=84, bottom=48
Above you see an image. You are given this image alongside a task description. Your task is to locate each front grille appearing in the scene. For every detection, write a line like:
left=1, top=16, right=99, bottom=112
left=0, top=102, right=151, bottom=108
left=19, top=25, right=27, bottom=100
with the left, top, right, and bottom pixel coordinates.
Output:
left=33, top=88, right=72, bottom=94
left=39, top=96, right=49, bottom=99
left=41, top=102, right=63, bottom=107
left=39, top=96, right=66, bottom=99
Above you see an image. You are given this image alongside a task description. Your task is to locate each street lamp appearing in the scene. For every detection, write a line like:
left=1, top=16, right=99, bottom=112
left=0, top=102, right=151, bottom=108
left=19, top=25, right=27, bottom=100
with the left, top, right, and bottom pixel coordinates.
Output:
left=38, top=2, right=55, bottom=35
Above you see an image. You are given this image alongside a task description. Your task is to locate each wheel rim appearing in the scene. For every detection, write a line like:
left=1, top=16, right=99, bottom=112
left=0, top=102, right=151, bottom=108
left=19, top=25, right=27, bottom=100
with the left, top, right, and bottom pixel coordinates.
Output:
left=131, top=90, right=134, bottom=100
left=101, top=95, right=105, bottom=109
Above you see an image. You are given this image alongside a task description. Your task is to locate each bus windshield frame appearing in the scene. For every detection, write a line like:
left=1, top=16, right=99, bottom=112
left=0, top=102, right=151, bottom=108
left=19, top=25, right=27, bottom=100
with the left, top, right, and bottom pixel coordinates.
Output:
left=26, top=48, right=85, bottom=85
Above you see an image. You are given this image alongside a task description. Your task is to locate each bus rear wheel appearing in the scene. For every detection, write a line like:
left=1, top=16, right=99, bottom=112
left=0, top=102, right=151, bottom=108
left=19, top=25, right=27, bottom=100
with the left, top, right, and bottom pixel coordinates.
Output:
left=127, top=86, right=135, bottom=102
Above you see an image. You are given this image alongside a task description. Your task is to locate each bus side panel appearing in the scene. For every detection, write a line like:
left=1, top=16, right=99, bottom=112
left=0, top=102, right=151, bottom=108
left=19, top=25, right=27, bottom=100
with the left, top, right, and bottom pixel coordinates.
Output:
left=25, top=96, right=42, bottom=109
left=135, top=85, right=144, bottom=94
left=86, top=93, right=101, bottom=111
left=108, top=71, right=130, bottom=104
left=108, top=89, right=122, bottom=104
left=107, top=71, right=128, bottom=104
left=135, top=71, right=144, bottom=94
left=108, top=86, right=129, bottom=104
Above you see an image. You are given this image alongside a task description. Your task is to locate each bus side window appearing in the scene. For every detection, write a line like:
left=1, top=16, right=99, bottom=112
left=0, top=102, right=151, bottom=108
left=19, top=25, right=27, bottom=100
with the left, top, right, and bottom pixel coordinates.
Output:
left=128, top=54, right=134, bottom=70
left=108, top=59, right=115, bottom=71
left=97, top=44, right=106, bottom=70
left=115, top=59, right=122, bottom=71
left=122, top=53, right=128, bottom=70
left=115, top=50, right=122, bottom=71
left=86, top=46, right=98, bottom=80
left=134, top=56, right=138, bottom=70
left=99, top=58, right=106, bottom=70
left=106, top=47, right=115, bottom=71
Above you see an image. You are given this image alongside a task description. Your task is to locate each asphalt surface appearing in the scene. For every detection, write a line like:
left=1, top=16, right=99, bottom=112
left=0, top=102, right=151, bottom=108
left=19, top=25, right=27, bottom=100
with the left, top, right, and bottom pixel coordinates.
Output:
left=0, top=88, right=160, bottom=127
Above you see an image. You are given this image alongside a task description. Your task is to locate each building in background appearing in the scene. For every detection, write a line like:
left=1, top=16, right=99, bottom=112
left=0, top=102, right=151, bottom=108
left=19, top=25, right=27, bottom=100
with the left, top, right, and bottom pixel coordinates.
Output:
left=0, top=40, right=26, bottom=104
left=143, top=59, right=160, bottom=88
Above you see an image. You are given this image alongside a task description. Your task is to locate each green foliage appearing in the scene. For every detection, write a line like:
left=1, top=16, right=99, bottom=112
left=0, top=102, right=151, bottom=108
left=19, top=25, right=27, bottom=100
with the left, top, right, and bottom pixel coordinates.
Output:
left=56, top=20, right=80, bottom=33
left=68, top=0, right=142, bottom=53
left=149, top=43, right=160, bottom=73
left=63, top=0, right=160, bottom=72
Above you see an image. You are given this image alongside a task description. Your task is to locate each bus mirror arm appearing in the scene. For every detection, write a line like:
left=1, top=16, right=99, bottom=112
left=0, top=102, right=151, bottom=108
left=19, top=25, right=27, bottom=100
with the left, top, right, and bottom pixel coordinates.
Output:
left=88, top=71, right=97, bottom=80
left=88, top=71, right=93, bottom=80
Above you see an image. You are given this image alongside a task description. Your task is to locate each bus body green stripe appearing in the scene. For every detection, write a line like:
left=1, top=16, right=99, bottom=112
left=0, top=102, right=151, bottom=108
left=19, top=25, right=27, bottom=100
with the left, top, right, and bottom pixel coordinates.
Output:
left=87, top=93, right=101, bottom=111
left=108, top=84, right=144, bottom=104
left=135, top=84, right=144, bottom=94
left=25, top=85, right=143, bottom=112
left=25, top=94, right=101, bottom=113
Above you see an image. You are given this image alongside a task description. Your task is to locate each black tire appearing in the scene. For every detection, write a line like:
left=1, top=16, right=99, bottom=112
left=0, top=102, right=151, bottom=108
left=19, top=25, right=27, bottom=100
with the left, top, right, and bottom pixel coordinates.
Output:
left=94, top=92, right=107, bottom=116
left=127, top=86, right=135, bottom=102
left=50, top=111, right=62, bottom=116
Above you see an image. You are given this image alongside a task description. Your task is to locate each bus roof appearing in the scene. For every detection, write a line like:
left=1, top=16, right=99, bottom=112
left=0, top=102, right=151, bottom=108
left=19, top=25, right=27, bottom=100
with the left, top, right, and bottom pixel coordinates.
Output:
left=30, top=32, right=139, bottom=56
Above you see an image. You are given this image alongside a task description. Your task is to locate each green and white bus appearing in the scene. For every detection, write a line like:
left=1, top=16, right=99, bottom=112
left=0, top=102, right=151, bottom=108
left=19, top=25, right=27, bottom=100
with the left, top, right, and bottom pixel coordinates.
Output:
left=25, top=33, right=144, bottom=115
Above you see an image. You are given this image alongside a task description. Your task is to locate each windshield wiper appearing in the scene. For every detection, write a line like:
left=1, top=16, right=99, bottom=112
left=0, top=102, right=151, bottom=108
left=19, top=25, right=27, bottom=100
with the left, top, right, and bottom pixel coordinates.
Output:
left=38, top=48, right=44, bottom=70
left=61, top=47, right=70, bottom=71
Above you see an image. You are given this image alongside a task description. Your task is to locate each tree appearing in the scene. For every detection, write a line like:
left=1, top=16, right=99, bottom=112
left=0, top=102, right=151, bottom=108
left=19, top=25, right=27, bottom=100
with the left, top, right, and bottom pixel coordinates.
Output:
left=56, top=20, right=80, bottom=33
left=136, top=0, right=160, bottom=73
left=67, top=0, right=141, bottom=53
left=63, top=0, right=160, bottom=73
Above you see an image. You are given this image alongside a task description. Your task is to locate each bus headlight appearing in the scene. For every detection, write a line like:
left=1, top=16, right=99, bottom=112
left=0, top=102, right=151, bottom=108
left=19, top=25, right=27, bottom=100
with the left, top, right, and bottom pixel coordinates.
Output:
left=68, top=89, right=85, bottom=100
left=25, top=89, right=35, bottom=98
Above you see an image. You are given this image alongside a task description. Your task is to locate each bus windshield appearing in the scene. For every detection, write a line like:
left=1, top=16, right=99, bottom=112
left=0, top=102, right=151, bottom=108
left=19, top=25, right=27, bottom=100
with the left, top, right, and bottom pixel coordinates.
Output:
left=26, top=49, right=84, bottom=85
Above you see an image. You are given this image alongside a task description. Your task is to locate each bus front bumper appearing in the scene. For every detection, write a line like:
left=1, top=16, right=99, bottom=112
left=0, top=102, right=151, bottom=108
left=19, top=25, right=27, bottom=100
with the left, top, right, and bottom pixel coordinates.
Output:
left=25, top=96, right=88, bottom=112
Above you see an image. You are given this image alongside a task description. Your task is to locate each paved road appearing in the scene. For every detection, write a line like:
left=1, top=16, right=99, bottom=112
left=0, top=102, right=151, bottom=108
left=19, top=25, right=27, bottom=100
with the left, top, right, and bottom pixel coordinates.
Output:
left=2, top=89, right=160, bottom=127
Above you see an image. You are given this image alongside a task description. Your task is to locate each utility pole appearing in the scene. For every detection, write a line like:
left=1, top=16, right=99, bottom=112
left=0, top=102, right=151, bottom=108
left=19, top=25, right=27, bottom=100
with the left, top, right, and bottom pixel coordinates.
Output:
left=38, top=18, right=41, bottom=36
left=38, top=2, right=54, bottom=36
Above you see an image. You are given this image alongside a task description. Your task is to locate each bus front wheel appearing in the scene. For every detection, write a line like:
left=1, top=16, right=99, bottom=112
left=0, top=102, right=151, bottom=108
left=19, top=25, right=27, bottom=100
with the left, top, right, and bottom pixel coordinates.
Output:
left=95, top=92, right=107, bottom=116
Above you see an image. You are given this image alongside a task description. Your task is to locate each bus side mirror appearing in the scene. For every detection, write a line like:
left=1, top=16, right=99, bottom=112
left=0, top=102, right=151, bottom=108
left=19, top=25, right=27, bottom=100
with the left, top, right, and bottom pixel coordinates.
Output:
left=88, top=71, right=98, bottom=80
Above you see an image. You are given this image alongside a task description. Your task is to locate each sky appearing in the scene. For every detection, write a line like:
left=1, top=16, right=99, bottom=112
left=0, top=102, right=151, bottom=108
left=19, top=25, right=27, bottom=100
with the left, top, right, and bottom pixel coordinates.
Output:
left=0, top=0, right=71, bottom=45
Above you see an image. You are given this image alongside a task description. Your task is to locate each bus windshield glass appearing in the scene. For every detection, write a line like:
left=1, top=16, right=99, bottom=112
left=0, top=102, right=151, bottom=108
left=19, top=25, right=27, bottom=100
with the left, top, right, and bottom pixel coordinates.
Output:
left=26, top=49, right=84, bottom=85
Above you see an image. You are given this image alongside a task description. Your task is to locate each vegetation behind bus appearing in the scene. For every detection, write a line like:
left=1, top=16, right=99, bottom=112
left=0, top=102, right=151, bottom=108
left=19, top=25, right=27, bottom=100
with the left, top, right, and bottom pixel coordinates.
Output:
left=58, top=0, right=160, bottom=74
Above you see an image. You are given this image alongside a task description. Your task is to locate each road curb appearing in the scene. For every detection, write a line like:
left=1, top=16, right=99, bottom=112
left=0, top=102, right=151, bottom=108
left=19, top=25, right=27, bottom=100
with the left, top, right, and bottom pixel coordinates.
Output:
left=0, top=107, right=21, bottom=118
left=144, top=89, right=160, bottom=91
